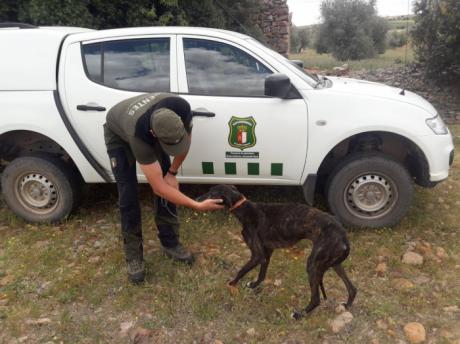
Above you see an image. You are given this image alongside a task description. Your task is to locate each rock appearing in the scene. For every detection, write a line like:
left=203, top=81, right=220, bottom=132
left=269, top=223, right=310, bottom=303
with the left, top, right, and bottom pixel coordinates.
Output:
left=120, top=320, right=135, bottom=337
left=36, top=281, right=52, bottom=296
left=413, top=275, right=431, bottom=285
left=88, top=256, right=101, bottom=264
left=443, top=305, right=459, bottom=313
left=131, top=327, right=153, bottom=344
left=375, top=262, right=387, bottom=276
left=335, top=304, right=346, bottom=314
left=0, top=275, right=14, bottom=286
left=392, top=278, right=415, bottom=290
left=376, top=319, right=388, bottom=330
left=402, top=251, right=424, bottom=266
left=246, top=328, right=256, bottom=336
left=377, top=247, right=392, bottom=258
left=274, top=279, right=282, bottom=287
left=404, top=322, right=426, bottom=343
left=26, top=318, right=52, bottom=325
left=32, top=240, right=49, bottom=249
left=416, top=241, right=432, bottom=256
left=435, top=247, right=448, bottom=259
left=329, top=311, right=353, bottom=333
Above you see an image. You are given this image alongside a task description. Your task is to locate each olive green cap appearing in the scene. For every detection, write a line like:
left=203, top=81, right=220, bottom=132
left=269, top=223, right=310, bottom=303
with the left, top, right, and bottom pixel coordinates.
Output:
left=151, top=108, right=190, bottom=156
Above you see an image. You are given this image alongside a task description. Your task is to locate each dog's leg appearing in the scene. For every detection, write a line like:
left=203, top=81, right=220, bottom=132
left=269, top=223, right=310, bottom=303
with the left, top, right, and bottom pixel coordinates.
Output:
left=320, top=280, right=327, bottom=300
left=292, top=255, right=324, bottom=320
left=247, top=248, right=273, bottom=289
left=229, top=254, right=261, bottom=286
left=333, top=264, right=357, bottom=309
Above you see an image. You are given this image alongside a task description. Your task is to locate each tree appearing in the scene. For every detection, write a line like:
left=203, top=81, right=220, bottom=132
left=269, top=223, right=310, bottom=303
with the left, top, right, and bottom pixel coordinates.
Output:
left=1, top=0, right=262, bottom=39
left=411, top=0, right=460, bottom=84
left=290, top=26, right=310, bottom=53
left=315, top=0, right=389, bottom=60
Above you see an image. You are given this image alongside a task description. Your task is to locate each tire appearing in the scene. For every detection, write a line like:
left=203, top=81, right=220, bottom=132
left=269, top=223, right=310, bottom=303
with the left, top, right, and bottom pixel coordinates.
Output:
left=1, top=154, right=81, bottom=223
left=326, top=153, right=413, bottom=228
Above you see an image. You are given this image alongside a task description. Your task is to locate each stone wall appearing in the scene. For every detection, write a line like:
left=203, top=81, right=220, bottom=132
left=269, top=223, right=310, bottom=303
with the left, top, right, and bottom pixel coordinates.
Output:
left=254, top=0, right=291, bottom=56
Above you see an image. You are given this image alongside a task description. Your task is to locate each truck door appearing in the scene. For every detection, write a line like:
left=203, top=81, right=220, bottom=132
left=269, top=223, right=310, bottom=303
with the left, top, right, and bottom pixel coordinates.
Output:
left=177, top=36, right=308, bottom=185
left=61, top=35, right=177, bottom=180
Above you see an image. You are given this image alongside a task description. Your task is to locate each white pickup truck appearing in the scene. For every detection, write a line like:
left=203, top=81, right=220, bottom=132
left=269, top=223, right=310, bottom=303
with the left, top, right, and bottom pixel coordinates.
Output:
left=0, top=23, right=454, bottom=227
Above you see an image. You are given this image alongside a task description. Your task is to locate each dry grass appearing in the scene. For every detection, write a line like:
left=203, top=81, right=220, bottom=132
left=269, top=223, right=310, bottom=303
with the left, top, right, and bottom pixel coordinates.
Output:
left=0, top=126, right=459, bottom=343
left=290, top=45, right=415, bottom=71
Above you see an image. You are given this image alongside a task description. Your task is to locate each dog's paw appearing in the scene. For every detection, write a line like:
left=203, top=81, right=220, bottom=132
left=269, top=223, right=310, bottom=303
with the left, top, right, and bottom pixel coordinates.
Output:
left=291, top=311, right=303, bottom=320
left=246, top=281, right=259, bottom=289
left=227, top=280, right=237, bottom=287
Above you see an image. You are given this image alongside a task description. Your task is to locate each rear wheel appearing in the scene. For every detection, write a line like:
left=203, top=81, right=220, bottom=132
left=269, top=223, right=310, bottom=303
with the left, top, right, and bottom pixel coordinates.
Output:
left=326, top=153, right=413, bottom=228
left=1, top=154, right=81, bottom=223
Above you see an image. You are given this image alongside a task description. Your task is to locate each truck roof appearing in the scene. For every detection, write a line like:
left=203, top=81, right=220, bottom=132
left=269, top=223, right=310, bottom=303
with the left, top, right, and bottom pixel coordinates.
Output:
left=0, top=26, right=93, bottom=91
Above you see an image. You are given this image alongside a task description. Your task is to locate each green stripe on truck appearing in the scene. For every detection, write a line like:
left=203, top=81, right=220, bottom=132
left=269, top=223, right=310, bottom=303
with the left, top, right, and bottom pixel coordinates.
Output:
left=247, top=163, right=259, bottom=175
left=271, top=163, right=283, bottom=176
left=202, top=162, right=214, bottom=174
left=225, top=162, right=237, bottom=175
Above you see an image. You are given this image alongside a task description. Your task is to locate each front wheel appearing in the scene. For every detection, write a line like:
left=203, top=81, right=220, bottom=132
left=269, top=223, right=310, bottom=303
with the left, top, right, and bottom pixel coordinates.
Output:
left=326, top=153, right=413, bottom=228
left=1, top=154, right=81, bottom=223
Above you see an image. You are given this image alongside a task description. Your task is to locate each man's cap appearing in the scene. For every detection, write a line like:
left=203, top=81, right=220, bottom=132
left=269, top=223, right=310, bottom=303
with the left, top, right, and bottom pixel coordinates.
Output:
left=151, top=108, right=190, bottom=156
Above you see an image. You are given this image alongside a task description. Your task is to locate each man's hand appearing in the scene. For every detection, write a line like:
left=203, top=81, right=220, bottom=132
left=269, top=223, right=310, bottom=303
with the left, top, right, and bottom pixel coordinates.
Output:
left=164, top=172, right=179, bottom=190
left=195, top=199, right=224, bottom=211
left=140, top=162, right=223, bottom=211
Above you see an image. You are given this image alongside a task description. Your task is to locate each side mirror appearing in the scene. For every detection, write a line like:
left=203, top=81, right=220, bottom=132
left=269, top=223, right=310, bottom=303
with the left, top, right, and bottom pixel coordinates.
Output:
left=264, top=74, right=293, bottom=99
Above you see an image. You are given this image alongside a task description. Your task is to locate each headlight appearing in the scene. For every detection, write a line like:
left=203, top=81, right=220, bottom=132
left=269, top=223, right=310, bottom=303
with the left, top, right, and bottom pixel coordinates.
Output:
left=426, top=115, right=448, bottom=135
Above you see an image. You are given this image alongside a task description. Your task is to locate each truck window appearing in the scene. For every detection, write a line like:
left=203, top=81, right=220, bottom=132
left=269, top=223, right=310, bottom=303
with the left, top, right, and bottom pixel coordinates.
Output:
left=183, top=38, right=272, bottom=97
left=82, top=38, right=170, bottom=92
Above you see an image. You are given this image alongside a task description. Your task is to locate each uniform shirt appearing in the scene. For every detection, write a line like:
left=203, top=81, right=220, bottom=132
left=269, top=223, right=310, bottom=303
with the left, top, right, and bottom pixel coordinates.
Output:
left=104, top=93, right=192, bottom=164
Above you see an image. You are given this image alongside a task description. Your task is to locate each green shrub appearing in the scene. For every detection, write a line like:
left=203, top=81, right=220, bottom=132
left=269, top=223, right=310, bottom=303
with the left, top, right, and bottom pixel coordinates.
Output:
left=315, top=0, right=389, bottom=60
left=412, top=0, right=460, bottom=83
left=387, top=31, right=408, bottom=48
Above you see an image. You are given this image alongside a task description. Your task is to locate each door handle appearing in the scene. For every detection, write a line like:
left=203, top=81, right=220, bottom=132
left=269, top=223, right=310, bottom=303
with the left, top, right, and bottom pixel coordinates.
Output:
left=77, top=104, right=106, bottom=111
left=192, top=109, right=215, bottom=117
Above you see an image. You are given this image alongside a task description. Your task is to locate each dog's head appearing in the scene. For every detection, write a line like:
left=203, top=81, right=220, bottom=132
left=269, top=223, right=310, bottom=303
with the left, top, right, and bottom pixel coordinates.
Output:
left=196, top=185, right=244, bottom=209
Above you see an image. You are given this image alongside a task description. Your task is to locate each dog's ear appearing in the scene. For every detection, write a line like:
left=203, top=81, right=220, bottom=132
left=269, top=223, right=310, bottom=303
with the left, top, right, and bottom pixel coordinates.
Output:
left=226, top=185, right=243, bottom=207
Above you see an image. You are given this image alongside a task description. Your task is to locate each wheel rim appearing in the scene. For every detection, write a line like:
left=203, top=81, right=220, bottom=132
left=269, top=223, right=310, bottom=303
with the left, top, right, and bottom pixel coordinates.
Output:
left=15, top=172, right=59, bottom=215
left=344, top=172, right=398, bottom=219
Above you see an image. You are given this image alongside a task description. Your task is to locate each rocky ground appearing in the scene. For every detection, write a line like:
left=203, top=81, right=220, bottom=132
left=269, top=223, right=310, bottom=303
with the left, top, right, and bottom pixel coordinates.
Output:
left=339, top=64, right=460, bottom=124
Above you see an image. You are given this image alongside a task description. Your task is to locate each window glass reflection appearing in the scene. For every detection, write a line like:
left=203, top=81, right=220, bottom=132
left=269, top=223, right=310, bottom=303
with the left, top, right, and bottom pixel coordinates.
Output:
left=82, top=38, right=170, bottom=92
left=183, top=38, right=272, bottom=97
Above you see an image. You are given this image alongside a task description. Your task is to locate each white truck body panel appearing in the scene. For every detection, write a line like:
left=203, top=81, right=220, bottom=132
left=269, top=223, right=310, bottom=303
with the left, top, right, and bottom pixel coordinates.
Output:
left=0, top=27, right=91, bottom=91
left=0, top=90, right=102, bottom=181
left=0, top=25, right=454, bottom=186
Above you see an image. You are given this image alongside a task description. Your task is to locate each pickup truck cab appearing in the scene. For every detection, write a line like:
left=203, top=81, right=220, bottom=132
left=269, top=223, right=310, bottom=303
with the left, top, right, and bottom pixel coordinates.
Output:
left=0, top=24, right=454, bottom=227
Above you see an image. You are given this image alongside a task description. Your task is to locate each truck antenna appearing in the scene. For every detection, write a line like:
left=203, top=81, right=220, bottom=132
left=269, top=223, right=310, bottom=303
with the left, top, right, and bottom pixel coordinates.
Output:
left=400, top=0, right=411, bottom=96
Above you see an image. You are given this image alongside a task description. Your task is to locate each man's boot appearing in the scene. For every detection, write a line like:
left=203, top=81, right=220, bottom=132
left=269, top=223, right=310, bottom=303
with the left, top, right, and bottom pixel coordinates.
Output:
left=162, top=243, right=195, bottom=265
left=126, top=259, right=145, bottom=284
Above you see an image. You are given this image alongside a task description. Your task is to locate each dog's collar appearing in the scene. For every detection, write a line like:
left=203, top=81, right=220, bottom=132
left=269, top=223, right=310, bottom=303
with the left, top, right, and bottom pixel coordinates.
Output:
left=229, top=196, right=247, bottom=212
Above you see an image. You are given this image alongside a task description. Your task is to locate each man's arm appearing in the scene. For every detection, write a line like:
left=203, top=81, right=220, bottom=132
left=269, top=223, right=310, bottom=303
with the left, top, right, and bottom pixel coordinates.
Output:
left=164, top=152, right=187, bottom=190
left=169, top=151, right=187, bottom=174
left=140, top=162, right=223, bottom=211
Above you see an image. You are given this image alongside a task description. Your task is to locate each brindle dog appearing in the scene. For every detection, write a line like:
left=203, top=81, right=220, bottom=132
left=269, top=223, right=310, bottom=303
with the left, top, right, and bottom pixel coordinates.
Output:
left=197, top=185, right=357, bottom=319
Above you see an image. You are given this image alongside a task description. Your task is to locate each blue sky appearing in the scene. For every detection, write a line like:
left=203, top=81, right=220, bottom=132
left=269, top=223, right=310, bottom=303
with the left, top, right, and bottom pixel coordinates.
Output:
left=287, top=0, right=414, bottom=26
